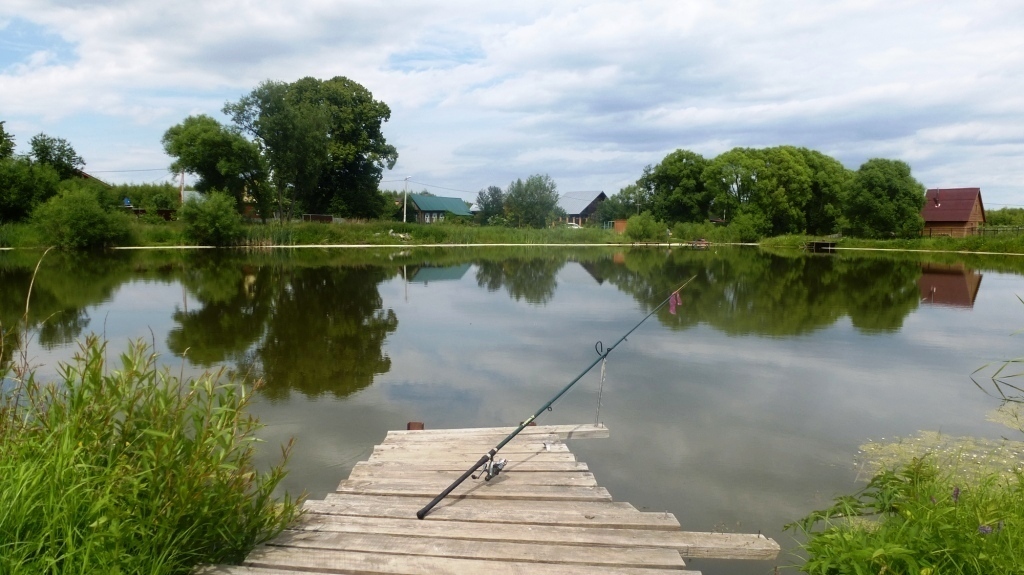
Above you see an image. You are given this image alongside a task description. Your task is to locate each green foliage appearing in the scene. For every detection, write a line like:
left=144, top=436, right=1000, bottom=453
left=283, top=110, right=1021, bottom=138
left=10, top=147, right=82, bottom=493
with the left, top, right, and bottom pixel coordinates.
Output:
left=796, top=148, right=851, bottom=235
left=0, top=336, right=300, bottom=574
left=0, top=157, right=61, bottom=223
left=179, top=191, right=243, bottom=246
left=223, top=76, right=398, bottom=220
left=592, top=189, right=638, bottom=223
left=28, top=133, right=85, bottom=180
left=31, top=187, right=133, bottom=249
left=788, top=458, right=1024, bottom=575
left=475, top=185, right=505, bottom=224
left=0, top=120, right=14, bottom=160
left=986, top=208, right=1024, bottom=227
left=162, top=115, right=268, bottom=214
left=845, top=158, right=926, bottom=239
left=504, top=174, right=561, bottom=228
left=672, top=221, right=740, bottom=243
left=625, top=211, right=666, bottom=241
left=641, top=149, right=710, bottom=224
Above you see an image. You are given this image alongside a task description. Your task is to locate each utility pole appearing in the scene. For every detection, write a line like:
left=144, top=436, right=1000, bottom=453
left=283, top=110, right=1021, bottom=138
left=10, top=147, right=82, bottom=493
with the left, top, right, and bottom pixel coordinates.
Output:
left=403, top=176, right=411, bottom=222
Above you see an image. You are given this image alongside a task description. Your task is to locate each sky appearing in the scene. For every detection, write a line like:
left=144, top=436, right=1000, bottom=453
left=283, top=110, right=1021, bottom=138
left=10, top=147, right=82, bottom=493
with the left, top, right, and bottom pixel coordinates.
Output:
left=1, top=0, right=1023, bottom=207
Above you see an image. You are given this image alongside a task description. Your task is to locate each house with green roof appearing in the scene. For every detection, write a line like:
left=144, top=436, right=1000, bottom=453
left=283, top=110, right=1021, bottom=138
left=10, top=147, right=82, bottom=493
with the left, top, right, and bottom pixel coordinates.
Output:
left=407, top=194, right=472, bottom=224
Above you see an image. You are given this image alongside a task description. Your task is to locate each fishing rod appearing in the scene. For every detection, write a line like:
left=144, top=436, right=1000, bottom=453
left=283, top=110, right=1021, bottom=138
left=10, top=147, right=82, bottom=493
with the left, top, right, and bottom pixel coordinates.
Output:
left=416, top=275, right=698, bottom=519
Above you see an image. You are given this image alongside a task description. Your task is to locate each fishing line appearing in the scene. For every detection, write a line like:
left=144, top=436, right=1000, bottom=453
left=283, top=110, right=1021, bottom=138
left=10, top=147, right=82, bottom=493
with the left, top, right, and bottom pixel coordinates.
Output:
left=416, top=274, right=698, bottom=519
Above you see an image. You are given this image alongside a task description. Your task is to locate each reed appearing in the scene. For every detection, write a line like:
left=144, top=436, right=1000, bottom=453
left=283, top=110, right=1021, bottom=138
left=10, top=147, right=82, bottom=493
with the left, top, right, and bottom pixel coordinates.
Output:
left=0, top=335, right=301, bottom=574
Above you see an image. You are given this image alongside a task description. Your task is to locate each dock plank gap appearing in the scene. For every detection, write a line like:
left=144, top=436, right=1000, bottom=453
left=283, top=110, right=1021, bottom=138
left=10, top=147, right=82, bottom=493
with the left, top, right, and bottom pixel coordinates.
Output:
left=194, top=423, right=779, bottom=574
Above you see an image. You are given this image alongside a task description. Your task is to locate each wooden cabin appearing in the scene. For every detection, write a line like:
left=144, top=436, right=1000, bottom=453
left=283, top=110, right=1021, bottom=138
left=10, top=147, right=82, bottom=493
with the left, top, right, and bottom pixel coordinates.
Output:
left=920, top=188, right=985, bottom=237
left=557, top=191, right=607, bottom=225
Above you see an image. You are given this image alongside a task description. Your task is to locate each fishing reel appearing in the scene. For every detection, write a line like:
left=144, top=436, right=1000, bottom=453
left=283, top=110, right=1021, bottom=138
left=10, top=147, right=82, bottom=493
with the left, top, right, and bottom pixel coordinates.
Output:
left=472, top=456, right=507, bottom=481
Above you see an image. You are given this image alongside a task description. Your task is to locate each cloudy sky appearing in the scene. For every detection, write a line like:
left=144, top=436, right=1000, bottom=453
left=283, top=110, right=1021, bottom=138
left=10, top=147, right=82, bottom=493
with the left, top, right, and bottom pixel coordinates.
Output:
left=2, top=1, right=1022, bottom=207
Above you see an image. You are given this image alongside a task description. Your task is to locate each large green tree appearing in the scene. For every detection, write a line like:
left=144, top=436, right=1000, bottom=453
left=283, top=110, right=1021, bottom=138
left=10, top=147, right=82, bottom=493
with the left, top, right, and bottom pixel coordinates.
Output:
left=29, top=133, right=84, bottom=180
left=503, top=174, right=562, bottom=228
left=845, top=158, right=925, bottom=238
left=161, top=114, right=271, bottom=216
left=641, top=149, right=710, bottom=224
left=222, top=76, right=398, bottom=220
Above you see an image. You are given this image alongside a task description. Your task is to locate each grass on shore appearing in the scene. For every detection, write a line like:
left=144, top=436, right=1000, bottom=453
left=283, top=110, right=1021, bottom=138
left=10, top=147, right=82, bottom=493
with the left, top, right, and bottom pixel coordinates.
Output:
left=761, top=233, right=1024, bottom=255
left=0, top=334, right=301, bottom=574
left=788, top=457, right=1024, bottom=575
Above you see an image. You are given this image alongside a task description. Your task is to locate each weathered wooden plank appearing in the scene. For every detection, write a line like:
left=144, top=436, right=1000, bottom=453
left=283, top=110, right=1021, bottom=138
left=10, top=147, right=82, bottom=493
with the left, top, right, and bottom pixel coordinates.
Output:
left=372, top=441, right=570, bottom=453
left=244, top=546, right=696, bottom=575
left=381, top=432, right=562, bottom=445
left=192, top=566, right=306, bottom=575
left=367, top=451, right=578, bottom=463
left=385, top=423, right=609, bottom=440
left=350, top=459, right=591, bottom=473
left=294, top=514, right=779, bottom=560
left=323, top=491, right=634, bottom=507
left=335, top=479, right=612, bottom=501
left=266, top=531, right=688, bottom=569
left=305, top=498, right=680, bottom=530
left=347, top=466, right=598, bottom=486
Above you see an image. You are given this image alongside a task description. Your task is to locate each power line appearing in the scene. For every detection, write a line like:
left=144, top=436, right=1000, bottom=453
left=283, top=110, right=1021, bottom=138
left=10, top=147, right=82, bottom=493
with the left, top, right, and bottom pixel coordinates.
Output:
left=408, top=179, right=477, bottom=196
left=87, top=168, right=169, bottom=173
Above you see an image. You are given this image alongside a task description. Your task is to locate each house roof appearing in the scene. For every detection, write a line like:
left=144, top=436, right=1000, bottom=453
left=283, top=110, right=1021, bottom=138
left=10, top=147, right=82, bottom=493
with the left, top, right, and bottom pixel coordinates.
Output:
left=921, top=188, right=985, bottom=223
left=558, top=191, right=607, bottom=216
left=409, top=264, right=471, bottom=284
left=409, top=194, right=472, bottom=216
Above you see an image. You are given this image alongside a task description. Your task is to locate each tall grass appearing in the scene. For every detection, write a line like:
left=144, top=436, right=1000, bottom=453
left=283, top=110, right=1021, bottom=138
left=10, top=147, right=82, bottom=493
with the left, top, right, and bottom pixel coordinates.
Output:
left=241, top=220, right=622, bottom=246
left=0, top=334, right=301, bottom=574
left=787, top=458, right=1024, bottom=574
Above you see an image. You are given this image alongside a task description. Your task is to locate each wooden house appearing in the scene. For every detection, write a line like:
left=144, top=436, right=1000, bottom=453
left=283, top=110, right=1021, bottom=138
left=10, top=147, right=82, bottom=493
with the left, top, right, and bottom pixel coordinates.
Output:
left=557, top=191, right=607, bottom=225
left=920, top=188, right=985, bottom=237
left=407, top=194, right=472, bottom=224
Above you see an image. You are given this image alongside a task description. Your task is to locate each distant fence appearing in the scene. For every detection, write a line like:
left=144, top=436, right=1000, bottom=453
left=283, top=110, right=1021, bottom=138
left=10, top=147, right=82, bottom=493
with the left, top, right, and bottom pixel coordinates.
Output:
left=302, top=214, right=334, bottom=223
left=922, top=226, right=1024, bottom=238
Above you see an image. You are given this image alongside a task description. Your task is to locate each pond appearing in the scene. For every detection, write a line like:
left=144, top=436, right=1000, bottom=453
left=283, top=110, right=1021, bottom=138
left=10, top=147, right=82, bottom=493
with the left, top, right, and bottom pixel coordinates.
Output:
left=2, top=245, right=1024, bottom=574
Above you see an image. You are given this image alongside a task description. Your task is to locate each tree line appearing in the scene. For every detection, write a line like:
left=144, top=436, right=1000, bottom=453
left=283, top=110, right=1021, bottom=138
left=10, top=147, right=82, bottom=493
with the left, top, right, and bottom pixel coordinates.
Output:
left=591, top=146, right=932, bottom=240
left=7, top=77, right=1015, bottom=244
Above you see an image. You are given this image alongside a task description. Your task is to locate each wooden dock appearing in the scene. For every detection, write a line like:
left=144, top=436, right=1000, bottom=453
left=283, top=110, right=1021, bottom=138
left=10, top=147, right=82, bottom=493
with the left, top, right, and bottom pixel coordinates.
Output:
left=195, top=424, right=779, bottom=574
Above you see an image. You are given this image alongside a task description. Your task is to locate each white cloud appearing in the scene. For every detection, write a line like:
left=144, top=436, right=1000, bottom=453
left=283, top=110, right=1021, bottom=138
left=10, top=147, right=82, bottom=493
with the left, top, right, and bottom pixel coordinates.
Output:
left=1, top=0, right=1023, bottom=203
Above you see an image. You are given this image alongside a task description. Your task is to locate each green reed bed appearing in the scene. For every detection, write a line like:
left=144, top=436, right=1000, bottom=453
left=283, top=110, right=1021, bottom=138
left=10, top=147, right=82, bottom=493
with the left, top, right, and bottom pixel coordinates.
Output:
left=241, top=220, right=621, bottom=246
left=0, top=336, right=300, bottom=575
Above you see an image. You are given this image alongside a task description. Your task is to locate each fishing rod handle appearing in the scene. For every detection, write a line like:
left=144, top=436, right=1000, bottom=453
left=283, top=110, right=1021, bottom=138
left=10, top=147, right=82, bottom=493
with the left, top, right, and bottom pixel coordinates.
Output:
left=416, top=453, right=490, bottom=519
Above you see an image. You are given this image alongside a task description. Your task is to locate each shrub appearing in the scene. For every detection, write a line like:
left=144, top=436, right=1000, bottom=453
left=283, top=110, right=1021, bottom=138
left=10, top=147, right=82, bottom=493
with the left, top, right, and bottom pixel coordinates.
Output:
left=31, top=187, right=133, bottom=249
left=179, top=191, right=243, bottom=246
left=625, top=211, right=666, bottom=242
left=0, top=336, right=300, bottom=574
left=0, top=157, right=60, bottom=223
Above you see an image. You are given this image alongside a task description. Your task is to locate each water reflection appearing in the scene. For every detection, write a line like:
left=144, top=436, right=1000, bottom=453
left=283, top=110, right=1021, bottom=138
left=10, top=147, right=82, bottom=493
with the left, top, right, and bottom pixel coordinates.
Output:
left=166, top=254, right=399, bottom=400
left=475, top=255, right=565, bottom=304
left=586, top=249, right=924, bottom=334
left=918, top=262, right=983, bottom=308
left=1, top=248, right=1007, bottom=376
left=0, top=250, right=169, bottom=366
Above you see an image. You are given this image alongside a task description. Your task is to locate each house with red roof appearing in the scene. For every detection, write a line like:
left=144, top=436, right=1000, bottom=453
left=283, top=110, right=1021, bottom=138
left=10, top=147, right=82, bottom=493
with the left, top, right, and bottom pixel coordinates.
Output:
left=920, top=188, right=985, bottom=237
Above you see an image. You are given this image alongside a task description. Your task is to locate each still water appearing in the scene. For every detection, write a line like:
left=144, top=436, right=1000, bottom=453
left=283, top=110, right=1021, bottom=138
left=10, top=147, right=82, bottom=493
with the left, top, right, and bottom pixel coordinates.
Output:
left=3, top=246, right=1023, bottom=574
